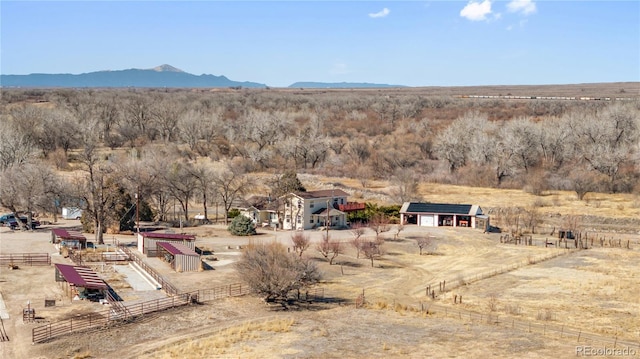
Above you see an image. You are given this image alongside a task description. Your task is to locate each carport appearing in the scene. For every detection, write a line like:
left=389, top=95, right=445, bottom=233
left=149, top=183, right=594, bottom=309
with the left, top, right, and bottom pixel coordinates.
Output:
left=51, top=228, right=87, bottom=250
left=54, top=263, right=108, bottom=301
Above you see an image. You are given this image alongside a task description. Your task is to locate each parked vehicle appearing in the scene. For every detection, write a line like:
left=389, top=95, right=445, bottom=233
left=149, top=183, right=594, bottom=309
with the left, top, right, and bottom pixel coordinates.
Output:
left=62, top=207, right=83, bottom=220
left=0, top=213, right=16, bottom=224
left=6, top=217, right=41, bottom=230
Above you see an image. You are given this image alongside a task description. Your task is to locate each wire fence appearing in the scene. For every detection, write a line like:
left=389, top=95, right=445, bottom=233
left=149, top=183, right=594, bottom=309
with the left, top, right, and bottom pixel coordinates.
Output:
left=32, top=283, right=249, bottom=344
left=420, top=302, right=639, bottom=350
left=424, top=249, right=575, bottom=298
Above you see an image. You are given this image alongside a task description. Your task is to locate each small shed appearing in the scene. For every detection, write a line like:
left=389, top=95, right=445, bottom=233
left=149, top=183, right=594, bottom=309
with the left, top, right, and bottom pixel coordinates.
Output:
left=54, top=263, right=108, bottom=301
left=51, top=228, right=87, bottom=250
left=137, top=232, right=196, bottom=256
left=156, top=241, right=201, bottom=272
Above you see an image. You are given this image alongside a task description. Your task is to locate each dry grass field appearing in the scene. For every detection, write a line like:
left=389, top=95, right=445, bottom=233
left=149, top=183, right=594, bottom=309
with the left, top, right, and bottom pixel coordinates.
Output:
left=1, top=180, right=640, bottom=359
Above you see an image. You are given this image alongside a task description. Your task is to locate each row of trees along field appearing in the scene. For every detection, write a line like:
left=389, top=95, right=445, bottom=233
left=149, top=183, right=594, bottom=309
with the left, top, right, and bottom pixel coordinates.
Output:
left=1, top=89, right=638, bottom=241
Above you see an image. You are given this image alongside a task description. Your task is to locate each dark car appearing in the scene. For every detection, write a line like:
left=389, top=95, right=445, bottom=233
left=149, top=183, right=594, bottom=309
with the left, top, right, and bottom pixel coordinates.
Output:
left=0, top=213, right=16, bottom=224
left=6, top=217, right=40, bottom=230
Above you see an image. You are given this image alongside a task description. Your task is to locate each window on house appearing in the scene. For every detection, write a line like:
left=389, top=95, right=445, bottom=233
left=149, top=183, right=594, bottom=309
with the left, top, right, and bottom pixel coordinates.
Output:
left=334, top=198, right=338, bottom=204
left=310, top=218, right=314, bottom=224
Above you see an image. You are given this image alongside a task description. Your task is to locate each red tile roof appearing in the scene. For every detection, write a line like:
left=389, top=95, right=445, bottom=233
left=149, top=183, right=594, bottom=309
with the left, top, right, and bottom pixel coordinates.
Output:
left=55, top=263, right=107, bottom=289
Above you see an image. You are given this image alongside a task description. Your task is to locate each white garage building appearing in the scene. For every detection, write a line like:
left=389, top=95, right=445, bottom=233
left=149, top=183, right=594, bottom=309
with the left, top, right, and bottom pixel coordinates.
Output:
left=399, top=202, right=489, bottom=230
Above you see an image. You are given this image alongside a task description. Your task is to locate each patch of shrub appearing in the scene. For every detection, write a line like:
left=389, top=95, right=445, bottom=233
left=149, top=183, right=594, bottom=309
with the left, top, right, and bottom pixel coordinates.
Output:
left=228, top=215, right=256, bottom=236
left=227, top=208, right=241, bottom=219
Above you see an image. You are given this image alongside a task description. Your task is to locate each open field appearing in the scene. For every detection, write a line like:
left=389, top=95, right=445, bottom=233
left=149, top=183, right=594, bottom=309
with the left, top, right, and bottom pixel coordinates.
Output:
left=1, top=181, right=639, bottom=358
left=1, top=206, right=639, bottom=358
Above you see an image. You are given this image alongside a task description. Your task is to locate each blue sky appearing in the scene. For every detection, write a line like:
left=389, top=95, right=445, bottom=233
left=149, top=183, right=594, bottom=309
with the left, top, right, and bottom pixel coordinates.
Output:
left=1, top=1, right=638, bottom=87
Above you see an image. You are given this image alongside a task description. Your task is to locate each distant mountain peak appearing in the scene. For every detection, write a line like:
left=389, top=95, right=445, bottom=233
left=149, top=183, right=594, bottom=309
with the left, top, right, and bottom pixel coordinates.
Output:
left=152, top=64, right=184, bottom=73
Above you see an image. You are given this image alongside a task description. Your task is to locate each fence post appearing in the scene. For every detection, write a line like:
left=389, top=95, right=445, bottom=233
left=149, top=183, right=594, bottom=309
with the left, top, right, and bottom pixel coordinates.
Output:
left=560, top=325, right=564, bottom=338
left=577, top=330, right=581, bottom=342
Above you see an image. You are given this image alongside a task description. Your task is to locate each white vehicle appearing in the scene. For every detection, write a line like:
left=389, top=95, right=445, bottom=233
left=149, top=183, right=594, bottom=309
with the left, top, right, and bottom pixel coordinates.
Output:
left=62, top=207, right=83, bottom=220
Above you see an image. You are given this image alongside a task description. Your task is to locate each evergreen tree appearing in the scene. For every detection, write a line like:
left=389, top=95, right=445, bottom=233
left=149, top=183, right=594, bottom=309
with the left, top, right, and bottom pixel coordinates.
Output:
left=228, top=215, right=257, bottom=236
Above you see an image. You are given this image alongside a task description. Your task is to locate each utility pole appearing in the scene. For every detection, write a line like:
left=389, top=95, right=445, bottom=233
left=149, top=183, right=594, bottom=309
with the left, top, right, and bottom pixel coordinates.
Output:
left=135, top=187, right=140, bottom=234
left=326, top=199, right=330, bottom=238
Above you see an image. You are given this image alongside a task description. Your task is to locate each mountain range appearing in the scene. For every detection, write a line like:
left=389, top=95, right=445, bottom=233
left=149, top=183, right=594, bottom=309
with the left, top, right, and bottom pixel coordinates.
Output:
left=0, top=65, right=403, bottom=89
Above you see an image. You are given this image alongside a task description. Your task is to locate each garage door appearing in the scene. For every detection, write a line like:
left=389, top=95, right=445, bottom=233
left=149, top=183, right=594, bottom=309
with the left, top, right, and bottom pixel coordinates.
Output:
left=419, top=215, right=434, bottom=227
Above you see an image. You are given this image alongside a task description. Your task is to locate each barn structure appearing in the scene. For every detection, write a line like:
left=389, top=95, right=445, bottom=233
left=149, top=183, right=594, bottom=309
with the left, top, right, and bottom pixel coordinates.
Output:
left=399, top=202, right=489, bottom=230
left=51, top=228, right=87, bottom=250
left=156, top=242, right=201, bottom=272
left=137, top=232, right=196, bottom=256
left=54, top=263, right=108, bottom=301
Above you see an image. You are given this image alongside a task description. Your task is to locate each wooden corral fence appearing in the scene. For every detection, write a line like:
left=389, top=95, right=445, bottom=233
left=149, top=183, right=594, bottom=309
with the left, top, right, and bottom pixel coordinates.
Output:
left=117, top=244, right=179, bottom=296
left=32, top=283, right=248, bottom=344
left=0, top=253, right=51, bottom=266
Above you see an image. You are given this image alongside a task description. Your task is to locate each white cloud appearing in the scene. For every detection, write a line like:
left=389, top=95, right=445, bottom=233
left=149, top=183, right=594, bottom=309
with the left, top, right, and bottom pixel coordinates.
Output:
left=507, top=0, right=537, bottom=15
left=460, top=0, right=493, bottom=21
left=369, top=8, right=390, bottom=18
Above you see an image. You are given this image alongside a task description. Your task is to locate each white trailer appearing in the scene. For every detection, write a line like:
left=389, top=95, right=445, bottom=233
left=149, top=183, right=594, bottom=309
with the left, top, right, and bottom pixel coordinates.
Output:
left=62, top=207, right=83, bottom=220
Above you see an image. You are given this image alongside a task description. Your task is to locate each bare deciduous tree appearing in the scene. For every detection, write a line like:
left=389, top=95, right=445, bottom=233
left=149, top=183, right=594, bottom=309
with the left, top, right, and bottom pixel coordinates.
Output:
left=369, top=213, right=391, bottom=240
left=350, top=224, right=367, bottom=258
left=213, top=161, right=252, bottom=224
left=415, top=236, right=432, bottom=255
left=164, top=161, right=197, bottom=222
left=361, top=239, right=384, bottom=267
left=291, top=232, right=311, bottom=257
left=235, top=242, right=321, bottom=304
left=316, top=235, right=343, bottom=265
left=393, top=224, right=405, bottom=241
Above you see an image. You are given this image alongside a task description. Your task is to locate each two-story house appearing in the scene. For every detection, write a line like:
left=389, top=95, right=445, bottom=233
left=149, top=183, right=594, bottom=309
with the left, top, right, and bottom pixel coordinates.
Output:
left=280, top=189, right=349, bottom=230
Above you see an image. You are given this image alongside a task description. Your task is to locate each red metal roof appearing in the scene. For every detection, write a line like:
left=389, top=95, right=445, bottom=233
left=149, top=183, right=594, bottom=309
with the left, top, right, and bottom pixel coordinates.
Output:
left=51, top=228, right=87, bottom=242
left=156, top=241, right=199, bottom=256
left=140, top=232, right=196, bottom=241
left=338, top=202, right=366, bottom=212
left=54, top=263, right=108, bottom=289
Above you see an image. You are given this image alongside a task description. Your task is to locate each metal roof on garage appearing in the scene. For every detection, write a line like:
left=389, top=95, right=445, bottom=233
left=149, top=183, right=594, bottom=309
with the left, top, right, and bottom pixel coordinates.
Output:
left=51, top=228, right=87, bottom=241
left=401, top=202, right=480, bottom=215
left=54, top=263, right=107, bottom=289
left=139, top=232, right=196, bottom=241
